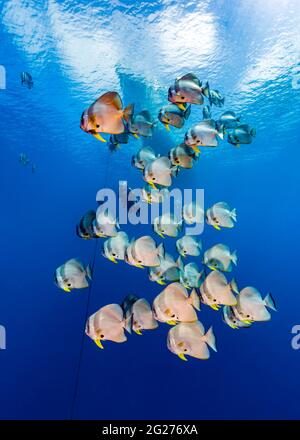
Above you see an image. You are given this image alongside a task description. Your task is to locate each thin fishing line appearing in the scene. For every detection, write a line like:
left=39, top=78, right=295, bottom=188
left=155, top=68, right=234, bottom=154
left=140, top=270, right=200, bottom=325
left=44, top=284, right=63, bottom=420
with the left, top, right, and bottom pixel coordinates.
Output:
left=70, top=149, right=111, bottom=419
left=70, top=238, right=98, bottom=420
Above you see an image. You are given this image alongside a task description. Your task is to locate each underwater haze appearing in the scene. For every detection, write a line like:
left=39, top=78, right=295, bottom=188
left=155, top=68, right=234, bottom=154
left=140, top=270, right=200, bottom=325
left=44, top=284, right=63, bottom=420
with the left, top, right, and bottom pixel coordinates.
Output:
left=1, top=0, right=300, bottom=420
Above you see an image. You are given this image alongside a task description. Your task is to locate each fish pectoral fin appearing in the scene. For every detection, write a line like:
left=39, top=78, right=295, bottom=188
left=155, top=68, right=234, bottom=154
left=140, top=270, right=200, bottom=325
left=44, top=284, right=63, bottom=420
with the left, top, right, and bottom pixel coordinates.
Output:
left=213, top=224, right=221, bottom=231
left=133, top=133, right=139, bottom=139
left=164, top=123, right=170, bottom=132
left=94, top=339, right=104, bottom=349
left=108, top=256, right=118, bottom=264
left=177, top=104, right=186, bottom=111
left=208, top=266, right=217, bottom=271
left=166, top=320, right=177, bottom=326
left=63, top=287, right=71, bottom=292
left=134, top=329, right=143, bottom=335
left=242, top=320, right=253, bottom=325
left=178, top=353, right=188, bottom=361
left=93, top=133, right=107, bottom=143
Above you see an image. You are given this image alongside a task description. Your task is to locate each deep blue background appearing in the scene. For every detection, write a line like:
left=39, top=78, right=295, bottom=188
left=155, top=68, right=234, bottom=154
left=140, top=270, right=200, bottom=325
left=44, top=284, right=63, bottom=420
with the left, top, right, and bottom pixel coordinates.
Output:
left=0, top=0, right=300, bottom=419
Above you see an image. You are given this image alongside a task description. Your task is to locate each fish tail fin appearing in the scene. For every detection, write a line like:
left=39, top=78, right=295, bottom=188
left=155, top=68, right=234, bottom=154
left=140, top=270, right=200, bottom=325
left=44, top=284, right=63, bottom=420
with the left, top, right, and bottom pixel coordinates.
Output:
left=171, top=166, right=179, bottom=177
left=177, top=256, right=184, bottom=271
left=231, top=250, right=238, bottom=266
left=230, top=278, right=239, bottom=295
left=123, top=103, right=134, bottom=123
left=124, top=315, right=132, bottom=334
left=184, top=104, right=191, bottom=120
left=217, top=123, right=225, bottom=140
left=264, top=293, right=277, bottom=311
left=175, top=256, right=182, bottom=268
left=203, top=326, right=217, bottom=352
left=157, top=243, right=165, bottom=260
left=121, top=294, right=139, bottom=315
left=230, top=208, right=237, bottom=222
left=86, top=265, right=93, bottom=280
left=198, top=270, right=205, bottom=284
left=189, top=288, right=201, bottom=311
left=250, top=128, right=256, bottom=137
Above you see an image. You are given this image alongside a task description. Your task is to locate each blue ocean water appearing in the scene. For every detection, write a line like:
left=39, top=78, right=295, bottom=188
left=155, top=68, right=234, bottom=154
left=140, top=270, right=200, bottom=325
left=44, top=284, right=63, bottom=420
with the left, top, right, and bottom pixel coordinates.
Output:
left=0, top=0, right=300, bottom=420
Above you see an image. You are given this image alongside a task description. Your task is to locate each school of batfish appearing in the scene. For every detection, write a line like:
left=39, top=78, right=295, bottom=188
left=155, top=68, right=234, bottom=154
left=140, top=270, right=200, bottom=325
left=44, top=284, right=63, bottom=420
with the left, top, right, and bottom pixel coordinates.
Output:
left=54, top=73, right=276, bottom=362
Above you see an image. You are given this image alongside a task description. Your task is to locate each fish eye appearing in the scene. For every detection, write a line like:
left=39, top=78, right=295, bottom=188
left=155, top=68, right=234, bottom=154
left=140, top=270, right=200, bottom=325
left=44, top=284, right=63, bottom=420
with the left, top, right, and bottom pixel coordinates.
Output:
left=67, top=283, right=71, bottom=287
left=247, top=315, right=250, bottom=318
left=152, top=177, right=156, bottom=181
left=112, top=253, right=116, bottom=257
left=184, top=348, right=187, bottom=352
left=96, top=124, right=100, bottom=128
left=233, top=320, right=236, bottom=324
left=100, top=334, right=104, bottom=339
left=181, top=96, right=185, bottom=100
left=138, top=260, right=142, bottom=264
left=213, top=299, right=217, bottom=302
left=171, top=314, right=175, bottom=318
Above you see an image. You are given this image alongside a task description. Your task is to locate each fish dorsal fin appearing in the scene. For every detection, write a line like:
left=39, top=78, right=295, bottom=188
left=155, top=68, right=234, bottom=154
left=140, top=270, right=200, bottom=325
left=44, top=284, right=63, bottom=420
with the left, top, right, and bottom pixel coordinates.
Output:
left=67, top=258, right=84, bottom=271
left=240, top=286, right=262, bottom=303
left=214, top=201, right=230, bottom=211
left=134, top=298, right=151, bottom=315
left=237, top=124, right=250, bottom=132
left=221, top=111, right=236, bottom=118
left=155, top=156, right=171, bottom=168
left=101, top=303, right=124, bottom=322
left=177, top=73, right=201, bottom=86
left=213, top=243, right=229, bottom=254
left=200, top=119, right=216, bottom=129
left=96, top=91, right=123, bottom=110
left=139, top=110, right=153, bottom=122
left=186, top=262, right=199, bottom=273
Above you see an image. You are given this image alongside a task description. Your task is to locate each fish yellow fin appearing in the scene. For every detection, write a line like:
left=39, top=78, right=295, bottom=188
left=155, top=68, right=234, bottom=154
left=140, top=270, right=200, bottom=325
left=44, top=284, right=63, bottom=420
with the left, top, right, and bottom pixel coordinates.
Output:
left=166, top=320, right=177, bottom=325
left=133, top=133, right=139, bottom=139
left=148, top=181, right=158, bottom=190
left=157, top=279, right=166, bottom=285
left=210, top=304, right=219, bottom=311
left=134, top=329, right=142, bottom=335
left=164, top=123, right=170, bottom=132
left=93, top=133, right=107, bottom=143
left=191, top=145, right=201, bottom=154
left=213, top=224, right=221, bottom=231
left=134, top=263, right=144, bottom=269
left=63, top=287, right=71, bottom=292
left=94, top=339, right=104, bottom=349
left=178, top=353, right=188, bottom=361
left=177, top=103, right=186, bottom=111
left=108, top=256, right=118, bottom=264
left=208, top=266, right=217, bottom=271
